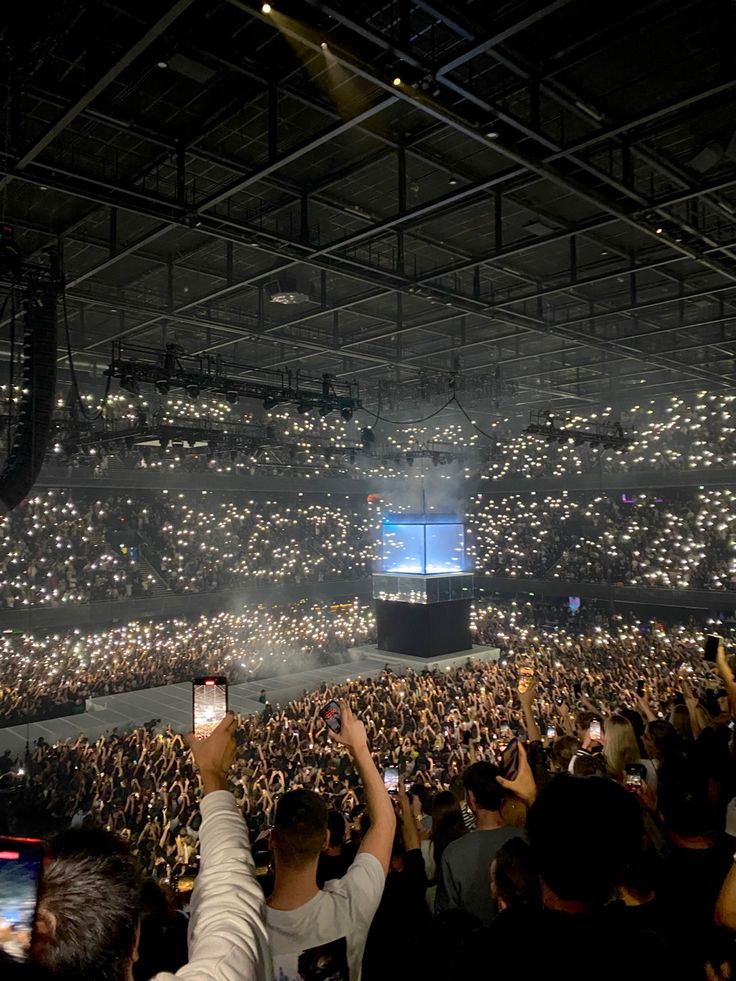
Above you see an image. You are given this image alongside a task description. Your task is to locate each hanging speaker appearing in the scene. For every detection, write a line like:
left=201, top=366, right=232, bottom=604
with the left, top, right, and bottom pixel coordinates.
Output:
left=0, top=285, right=57, bottom=512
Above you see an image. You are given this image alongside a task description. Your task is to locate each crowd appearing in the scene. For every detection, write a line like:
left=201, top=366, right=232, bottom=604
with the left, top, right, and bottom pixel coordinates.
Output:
left=0, top=491, right=158, bottom=608
left=469, top=488, right=736, bottom=589
left=151, top=495, right=372, bottom=592
left=0, top=600, right=374, bottom=726
left=2, top=603, right=736, bottom=978
left=0, top=489, right=375, bottom=608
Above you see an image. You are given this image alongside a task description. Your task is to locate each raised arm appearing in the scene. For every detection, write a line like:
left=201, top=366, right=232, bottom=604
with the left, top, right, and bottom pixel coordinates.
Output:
left=330, top=699, right=396, bottom=876
left=154, top=713, right=271, bottom=981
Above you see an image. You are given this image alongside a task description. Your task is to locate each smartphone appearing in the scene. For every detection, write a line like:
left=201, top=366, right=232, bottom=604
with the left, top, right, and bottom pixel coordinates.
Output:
left=637, top=679, right=646, bottom=698
left=624, top=762, right=647, bottom=793
left=192, top=676, right=228, bottom=740
left=319, top=699, right=342, bottom=734
left=383, top=766, right=399, bottom=794
left=705, top=634, right=720, bottom=663
left=588, top=719, right=602, bottom=741
left=546, top=724, right=557, bottom=740
left=0, top=836, right=44, bottom=962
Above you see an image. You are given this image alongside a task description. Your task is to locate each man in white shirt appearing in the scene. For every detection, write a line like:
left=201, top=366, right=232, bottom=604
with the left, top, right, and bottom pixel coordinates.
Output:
left=265, top=700, right=395, bottom=981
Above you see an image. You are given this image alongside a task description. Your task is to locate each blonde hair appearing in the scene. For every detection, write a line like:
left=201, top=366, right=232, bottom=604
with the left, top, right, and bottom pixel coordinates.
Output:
left=603, top=714, right=640, bottom=782
left=669, top=703, right=693, bottom=743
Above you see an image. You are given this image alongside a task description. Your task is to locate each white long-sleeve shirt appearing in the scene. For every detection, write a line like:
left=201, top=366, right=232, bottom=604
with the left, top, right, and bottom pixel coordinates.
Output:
left=153, top=790, right=273, bottom=981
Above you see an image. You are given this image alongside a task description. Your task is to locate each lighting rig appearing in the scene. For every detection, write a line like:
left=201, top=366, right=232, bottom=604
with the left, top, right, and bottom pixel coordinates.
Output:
left=524, top=410, right=633, bottom=450
left=376, top=368, right=516, bottom=411
left=105, top=342, right=361, bottom=420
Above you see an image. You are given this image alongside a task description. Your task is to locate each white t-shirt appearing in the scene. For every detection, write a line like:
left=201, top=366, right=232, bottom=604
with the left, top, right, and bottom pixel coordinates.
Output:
left=266, top=852, right=385, bottom=981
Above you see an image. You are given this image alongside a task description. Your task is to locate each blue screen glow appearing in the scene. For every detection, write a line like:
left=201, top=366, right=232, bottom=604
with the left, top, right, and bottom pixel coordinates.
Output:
left=381, top=517, right=466, bottom=574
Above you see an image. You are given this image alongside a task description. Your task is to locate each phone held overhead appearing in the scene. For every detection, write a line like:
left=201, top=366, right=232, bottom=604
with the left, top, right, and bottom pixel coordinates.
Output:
left=192, top=676, right=228, bottom=739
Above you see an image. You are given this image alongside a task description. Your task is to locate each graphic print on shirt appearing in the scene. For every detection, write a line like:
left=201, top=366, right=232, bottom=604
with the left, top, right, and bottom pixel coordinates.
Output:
left=274, top=936, right=349, bottom=981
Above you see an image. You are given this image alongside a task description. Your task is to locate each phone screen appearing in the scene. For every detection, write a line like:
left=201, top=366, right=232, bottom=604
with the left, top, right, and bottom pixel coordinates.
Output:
left=0, top=837, right=44, bottom=962
left=637, top=679, right=645, bottom=698
left=623, top=772, right=642, bottom=792
left=546, top=725, right=557, bottom=740
left=383, top=767, right=399, bottom=793
left=192, top=676, right=228, bottom=739
left=589, top=720, right=602, bottom=741
left=319, top=700, right=342, bottom=733
left=704, top=634, right=720, bottom=663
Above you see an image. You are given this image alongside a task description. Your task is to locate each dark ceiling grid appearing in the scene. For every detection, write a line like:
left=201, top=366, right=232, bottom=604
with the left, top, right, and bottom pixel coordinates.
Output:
left=0, top=0, right=732, bottom=408
left=294, top=4, right=736, bottom=332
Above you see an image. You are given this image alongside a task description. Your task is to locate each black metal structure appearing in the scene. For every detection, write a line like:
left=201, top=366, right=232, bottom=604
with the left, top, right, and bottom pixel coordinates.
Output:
left=1, top=0, right=736, bottom=420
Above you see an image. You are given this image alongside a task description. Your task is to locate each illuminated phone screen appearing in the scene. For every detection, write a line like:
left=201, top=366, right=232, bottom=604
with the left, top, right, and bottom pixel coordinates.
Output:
left=0, top=837, right=44, bottom=962
left=193, top=676, right=228, bottom=739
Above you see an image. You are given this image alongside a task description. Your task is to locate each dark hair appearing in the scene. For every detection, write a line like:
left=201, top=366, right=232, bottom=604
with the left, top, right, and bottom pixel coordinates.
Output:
left=550, top=735, right=579, bottom=771
left=273, top=789, right=328, bottom=868
left=326, top=809, right=346, bottom=849
left=660, top=792, right=712, bottom=839
left=33, top=829, right=143, bottom=981
left=409, top=784, right=431, bottom=814
left=492, top=837, right=540, bottom=910
left=463, top=761, right=504, bottom=812
left=527, top=775, right=641, bottom=907
left=448, top=775, right=466, bottom=804
left=571, top=751, right=608, bottom=778
left=431, top=790, right=468, bottom=869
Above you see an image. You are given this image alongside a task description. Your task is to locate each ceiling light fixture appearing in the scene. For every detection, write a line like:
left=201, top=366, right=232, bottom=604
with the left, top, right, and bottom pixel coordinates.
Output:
left=157, top=60, right=168, bottom=69
left=320, top=41, right=328, bottom=50
left=392, top=77, right=402, bottom=87
left=261, top=3, right=272, bottom=12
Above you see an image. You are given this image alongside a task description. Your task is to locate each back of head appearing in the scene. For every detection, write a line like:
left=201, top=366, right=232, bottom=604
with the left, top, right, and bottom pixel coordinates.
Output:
left=603, top=714, right=640, bottom=781
left=645, top=719, right=683, bottom=764
left=274, top=789, right=329, bottom=869
left=33, top=829, right=142, bottom=981
left=571, top=751, right=608, bottom=778
left=527, top=775, right=642, bottom=908
left=660, top=791, right=711, bottom=840
left=492, top=837, right=540, bottom=911
left=669, top=704, right=693, bottom=743
left=463, top=761, right=504, bottom=813
left=431, top=790, right=467, bottom=867
left=550, top=734, right=580, bottom=772
left=448, top=775, right=466, bottom=805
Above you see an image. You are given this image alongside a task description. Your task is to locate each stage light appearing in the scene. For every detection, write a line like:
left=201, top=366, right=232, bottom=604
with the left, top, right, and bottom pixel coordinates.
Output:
left=655, top=227, right=663, bottom=234
left=340, top=406, right=353, bottom=421
left=262, top=3, right=272, bottom=12
left=361, top=426, right=375, bottom=447
left=225, top=389, right=238, bottom=404
left=320, top=41, right=328, bottom=50
left=297, top=402, right=311, bottom=414
left=155, top=379, right=170, bottom=395
left=319, top=403, right=333, bottom=417
left=392, top=77, right=402, bottom=86
left=263, top=396, right=279, bottom=410
left=186, top=383, right=200, bottom=400
left=157, top=60, right=168, bottom=69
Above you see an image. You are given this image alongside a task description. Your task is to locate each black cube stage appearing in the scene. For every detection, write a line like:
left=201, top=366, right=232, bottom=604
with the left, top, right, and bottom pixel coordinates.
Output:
left=375, top=598, right=472, bottom=658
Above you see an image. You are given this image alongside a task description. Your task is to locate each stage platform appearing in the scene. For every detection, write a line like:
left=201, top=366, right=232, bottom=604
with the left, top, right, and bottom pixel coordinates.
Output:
left=352, top=643, right=501, bottom=671
left=0, top=646, right=499, bottom=754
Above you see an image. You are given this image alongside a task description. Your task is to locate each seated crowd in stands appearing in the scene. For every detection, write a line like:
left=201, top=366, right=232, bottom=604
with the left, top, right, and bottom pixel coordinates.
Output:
left=470, top=488, right=736, bottom=589
left=0, top=490, right=373, bottom=608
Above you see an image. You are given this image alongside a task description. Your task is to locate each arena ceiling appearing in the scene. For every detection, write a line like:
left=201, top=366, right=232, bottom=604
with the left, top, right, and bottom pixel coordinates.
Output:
left=2, top=0, right=736, bottom=414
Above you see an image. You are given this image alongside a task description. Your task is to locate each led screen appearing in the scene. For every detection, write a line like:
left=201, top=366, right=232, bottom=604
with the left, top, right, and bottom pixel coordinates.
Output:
left=382, top=523, right=425, bottom=573
left=425, top=523, right=464, bottom=573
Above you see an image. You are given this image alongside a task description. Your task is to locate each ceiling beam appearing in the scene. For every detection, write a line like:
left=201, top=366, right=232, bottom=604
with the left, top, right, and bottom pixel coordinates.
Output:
left=0, top=0, right=198, bottom=194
